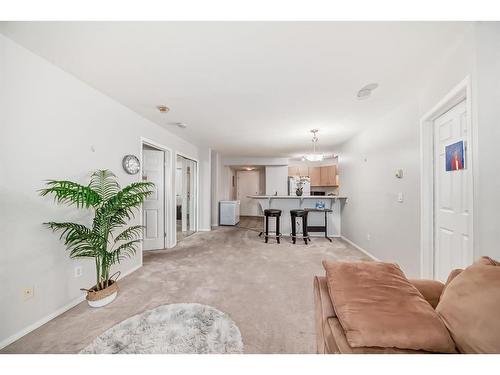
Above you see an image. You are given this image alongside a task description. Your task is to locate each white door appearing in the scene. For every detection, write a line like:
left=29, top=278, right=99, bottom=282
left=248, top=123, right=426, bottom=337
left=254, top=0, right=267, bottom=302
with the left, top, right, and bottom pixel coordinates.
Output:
left=180, top=158, right=188, bottom=232
left=433, top=100, right=472, bottom=280
left=237, top=170, right=261, bottom=216
left=142, top=149, right=165, bottom=250
left=187, top=160, right=197, bottom=232
left=176, top=155, right=198, bottom=241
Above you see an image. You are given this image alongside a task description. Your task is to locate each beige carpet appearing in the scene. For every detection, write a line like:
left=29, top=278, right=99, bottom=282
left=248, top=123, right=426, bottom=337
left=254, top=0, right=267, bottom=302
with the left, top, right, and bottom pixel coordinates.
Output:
left=1, top=225, right=370, bottom=354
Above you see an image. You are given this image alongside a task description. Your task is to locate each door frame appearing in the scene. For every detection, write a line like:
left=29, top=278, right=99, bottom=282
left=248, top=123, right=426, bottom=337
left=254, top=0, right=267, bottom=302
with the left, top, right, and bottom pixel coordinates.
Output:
left=140, top=137, right=173, bottom=256
left=419, top=76, right=476, bottom=279
left=174, top=151, right=199, bottom=245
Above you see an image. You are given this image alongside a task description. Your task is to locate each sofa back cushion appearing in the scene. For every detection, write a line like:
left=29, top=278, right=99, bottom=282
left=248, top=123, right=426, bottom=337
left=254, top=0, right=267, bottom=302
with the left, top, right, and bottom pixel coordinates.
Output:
left=436, top=257, right=500, bottom=353
left=323, top=260, right=456, bottom=353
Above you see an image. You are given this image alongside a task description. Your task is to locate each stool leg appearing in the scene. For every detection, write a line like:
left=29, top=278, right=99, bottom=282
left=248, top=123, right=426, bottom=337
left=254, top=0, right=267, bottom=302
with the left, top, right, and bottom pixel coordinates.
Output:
left=291, top=215, right=296, bottom=244
left=265, top=215, right=269, bottom=243
left=276, top=216, right=280, bottom=244
left=303, top=215, right=309, bottom=244
left=324, top=211, right=332, bottom=242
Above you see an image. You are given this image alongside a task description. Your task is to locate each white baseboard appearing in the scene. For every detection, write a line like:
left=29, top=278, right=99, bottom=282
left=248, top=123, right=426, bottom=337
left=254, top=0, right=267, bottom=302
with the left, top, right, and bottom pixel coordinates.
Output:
left=197, top=228, right=211, bottom=232
left=340, top=236, right=380, bottom=261
left=0, top=263, right=142, bottom=350
left=0, top=295, right=86, bottom=350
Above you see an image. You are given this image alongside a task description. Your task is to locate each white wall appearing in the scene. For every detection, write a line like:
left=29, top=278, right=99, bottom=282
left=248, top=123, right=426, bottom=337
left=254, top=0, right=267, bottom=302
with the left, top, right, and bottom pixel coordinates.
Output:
left=474, top=22, right=500, bottom=261
left=222, top=156, right=288, bottom=167
left=197, top=146, right=212, bottom=231
left=338, top=103, right=421, bottom=276
left=0, top=34, right=211, bottom=347
left=210, top=151, right=237, bottom=226
left=338, top=23, right=500, bottom=277
left=210, top=150, right=221, bottom=226
left=265, top=166, right=289, bottom=195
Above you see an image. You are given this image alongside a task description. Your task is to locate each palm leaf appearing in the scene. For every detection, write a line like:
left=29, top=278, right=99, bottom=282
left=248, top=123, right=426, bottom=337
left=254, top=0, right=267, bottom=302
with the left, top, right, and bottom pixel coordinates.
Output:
left=114, top=225, right=143, bottom=243
left=89, top=170, right=120, bottom=202
left=44, top=222, right=103, bottom=259
left=96, top=182, right=155, bottom=233
left=40, top=181, right=101, bottom=208
left=109, top=239, right=141, bottom=263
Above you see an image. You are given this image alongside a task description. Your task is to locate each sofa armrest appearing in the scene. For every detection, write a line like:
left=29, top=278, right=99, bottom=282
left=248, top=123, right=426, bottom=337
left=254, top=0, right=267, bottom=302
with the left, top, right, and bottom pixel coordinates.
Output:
left=409, top=279, right=445, bottom=309
left=445, top=269, right=463, bottom=286
left=314, top=276, right=336, bottom=353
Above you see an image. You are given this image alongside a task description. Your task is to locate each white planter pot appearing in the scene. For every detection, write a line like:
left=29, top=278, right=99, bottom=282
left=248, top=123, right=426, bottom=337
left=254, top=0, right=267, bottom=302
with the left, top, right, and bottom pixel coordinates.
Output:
left=87, top=290, right=117, bottom=308
left=85, top=281, right=119, bottom=308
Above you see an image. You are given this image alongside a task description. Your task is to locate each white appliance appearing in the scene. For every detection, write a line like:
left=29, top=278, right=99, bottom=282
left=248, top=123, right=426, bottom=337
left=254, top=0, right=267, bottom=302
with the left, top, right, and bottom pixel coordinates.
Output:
left=288, top=176, right=311, bottom=196
left=219, top=200, right=240, bottom=225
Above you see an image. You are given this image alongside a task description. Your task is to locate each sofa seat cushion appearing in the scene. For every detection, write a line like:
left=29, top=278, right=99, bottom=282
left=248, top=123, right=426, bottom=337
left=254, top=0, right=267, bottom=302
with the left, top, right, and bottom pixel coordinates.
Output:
left=326, top=318, right=429, bottom=354
left=436, top=257, right=500, bottom=353
left=323, top=260, right=456, bottom=353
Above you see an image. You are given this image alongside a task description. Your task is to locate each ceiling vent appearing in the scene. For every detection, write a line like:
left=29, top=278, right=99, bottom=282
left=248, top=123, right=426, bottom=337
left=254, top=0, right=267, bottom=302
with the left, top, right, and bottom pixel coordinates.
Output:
left=357, top=83, right=379, bottom=100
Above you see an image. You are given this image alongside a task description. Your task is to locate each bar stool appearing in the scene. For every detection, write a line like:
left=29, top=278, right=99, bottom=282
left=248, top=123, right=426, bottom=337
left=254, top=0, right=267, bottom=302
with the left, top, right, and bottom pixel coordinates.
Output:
left=263, top=209, right=282, bottom=244
left=290, top=209, right=310, bottom=244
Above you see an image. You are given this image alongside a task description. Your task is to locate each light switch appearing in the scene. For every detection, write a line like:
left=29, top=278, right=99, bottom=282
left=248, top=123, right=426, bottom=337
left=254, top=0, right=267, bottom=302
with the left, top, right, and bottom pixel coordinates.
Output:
left=397, top=192, right=404, bottom=203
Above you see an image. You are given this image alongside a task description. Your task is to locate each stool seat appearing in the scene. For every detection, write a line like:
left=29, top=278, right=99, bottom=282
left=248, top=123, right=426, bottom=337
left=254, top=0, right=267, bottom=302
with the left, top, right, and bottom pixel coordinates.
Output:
left=264, top=209, right=282, bottom=217
left=290, top=209, right=307, bottom=217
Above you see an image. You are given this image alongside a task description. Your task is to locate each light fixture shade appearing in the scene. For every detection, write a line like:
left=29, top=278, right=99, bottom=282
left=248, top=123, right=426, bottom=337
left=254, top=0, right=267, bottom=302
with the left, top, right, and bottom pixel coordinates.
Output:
left=304, top=153, right=324, bottom=162
left=303, top=129, right=325, bottom=162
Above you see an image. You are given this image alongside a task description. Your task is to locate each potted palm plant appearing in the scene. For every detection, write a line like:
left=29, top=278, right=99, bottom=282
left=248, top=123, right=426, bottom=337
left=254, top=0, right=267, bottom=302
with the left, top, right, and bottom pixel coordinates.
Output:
left=40, top=170, right=154, bottom=307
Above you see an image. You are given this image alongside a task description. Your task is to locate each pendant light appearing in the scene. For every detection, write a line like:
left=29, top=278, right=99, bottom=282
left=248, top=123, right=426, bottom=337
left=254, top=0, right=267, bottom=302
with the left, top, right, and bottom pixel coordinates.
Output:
left=303, top=129, right=324, bottom=162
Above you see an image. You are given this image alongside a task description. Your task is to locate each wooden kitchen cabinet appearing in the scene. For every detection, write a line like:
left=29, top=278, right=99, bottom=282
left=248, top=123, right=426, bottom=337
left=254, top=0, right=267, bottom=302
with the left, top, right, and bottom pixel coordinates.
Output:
left=320, top=165, right=338, bottom=187
left=288, top=166, right=299, bottom=176
left=298, top=166, right=309, bottom=176
left=309, top=166, right=321, bottom=186
left=288, top=165, right=310, bottom=177
left=290, top=164, right=338, bottom=186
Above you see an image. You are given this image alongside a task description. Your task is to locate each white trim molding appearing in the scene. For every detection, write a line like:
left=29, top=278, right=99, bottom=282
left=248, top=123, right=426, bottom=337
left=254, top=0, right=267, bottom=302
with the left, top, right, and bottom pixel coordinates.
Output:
left=0, top=264, right=142, bottom=350
left=419, top=76, right=475, bottom=279
left=341, top=236, right=380, bottom=261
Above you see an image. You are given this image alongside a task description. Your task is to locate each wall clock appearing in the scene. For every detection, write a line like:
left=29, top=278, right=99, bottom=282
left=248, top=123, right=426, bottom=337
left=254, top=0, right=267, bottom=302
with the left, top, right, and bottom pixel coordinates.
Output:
left=122, top=154, right=140, bottom=175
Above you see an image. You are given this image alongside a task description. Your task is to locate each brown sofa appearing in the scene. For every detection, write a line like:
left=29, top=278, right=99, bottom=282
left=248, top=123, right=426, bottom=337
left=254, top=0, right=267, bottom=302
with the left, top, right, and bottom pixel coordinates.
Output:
left=314, top=257, right=500, bottom=354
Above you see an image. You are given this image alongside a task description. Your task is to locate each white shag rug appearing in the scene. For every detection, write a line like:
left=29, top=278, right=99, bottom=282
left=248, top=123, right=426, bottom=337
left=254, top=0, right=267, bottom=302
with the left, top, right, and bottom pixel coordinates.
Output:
left=80, top=303, right=243, bottom=354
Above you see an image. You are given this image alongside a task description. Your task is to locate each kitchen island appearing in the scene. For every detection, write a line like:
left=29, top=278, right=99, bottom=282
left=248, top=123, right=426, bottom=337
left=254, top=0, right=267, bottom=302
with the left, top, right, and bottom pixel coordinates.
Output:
left=247, top=195, right=347, bottom=238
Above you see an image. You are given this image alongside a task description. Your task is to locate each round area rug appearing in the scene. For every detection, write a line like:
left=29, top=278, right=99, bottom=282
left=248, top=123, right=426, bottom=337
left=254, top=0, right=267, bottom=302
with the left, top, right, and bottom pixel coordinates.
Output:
left=80, top=303, right=243, bottom=354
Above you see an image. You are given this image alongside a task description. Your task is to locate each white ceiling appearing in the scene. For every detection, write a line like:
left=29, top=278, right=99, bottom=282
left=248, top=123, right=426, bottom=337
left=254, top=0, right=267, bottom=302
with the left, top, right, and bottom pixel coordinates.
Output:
left=1, top=22, right=470, bottom=157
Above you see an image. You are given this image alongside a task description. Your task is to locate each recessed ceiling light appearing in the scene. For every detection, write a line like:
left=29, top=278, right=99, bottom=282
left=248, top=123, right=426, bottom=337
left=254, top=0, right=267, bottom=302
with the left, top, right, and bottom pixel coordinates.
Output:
left=157, top=105, right=170, bottom=113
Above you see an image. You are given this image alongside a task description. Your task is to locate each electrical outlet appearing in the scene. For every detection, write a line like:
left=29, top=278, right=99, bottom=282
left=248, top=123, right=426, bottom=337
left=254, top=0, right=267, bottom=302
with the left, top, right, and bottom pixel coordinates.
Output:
left=23, top=287, right=34, bottom=301
left=74, top=266, right=83, bottom=278
left=367, top=233, right=371, bottom=241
